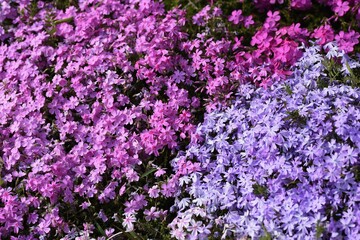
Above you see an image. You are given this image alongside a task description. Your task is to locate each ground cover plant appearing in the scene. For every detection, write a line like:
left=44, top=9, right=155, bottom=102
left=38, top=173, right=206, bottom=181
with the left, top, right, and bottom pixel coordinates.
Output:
left=169, top=43, right=360, bottom=239
left=0, top=0, right=359, bottom=239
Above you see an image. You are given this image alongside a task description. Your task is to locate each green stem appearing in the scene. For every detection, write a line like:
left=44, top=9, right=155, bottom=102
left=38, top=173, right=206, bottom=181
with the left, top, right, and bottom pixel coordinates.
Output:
left=54, top=17, right=74, bottom=25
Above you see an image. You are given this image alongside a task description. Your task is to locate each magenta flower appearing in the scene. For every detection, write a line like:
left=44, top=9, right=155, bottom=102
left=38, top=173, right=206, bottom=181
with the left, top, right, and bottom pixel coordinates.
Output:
left=333, top=0, right=350, bottom=16
left=229, top=10, right=243, bottom=25
left=312, top=25, right=335, bottom=45
left=335, top=30, right=360, bottom=52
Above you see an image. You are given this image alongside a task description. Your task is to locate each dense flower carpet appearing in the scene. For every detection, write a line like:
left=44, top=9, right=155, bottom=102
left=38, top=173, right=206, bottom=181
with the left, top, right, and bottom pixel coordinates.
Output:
left=0, top=0, right=360, bottom=239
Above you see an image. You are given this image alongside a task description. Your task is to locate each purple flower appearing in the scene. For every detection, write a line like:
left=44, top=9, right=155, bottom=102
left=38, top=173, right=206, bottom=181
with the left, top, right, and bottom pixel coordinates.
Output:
left=169, top=43, right=360, bottom=239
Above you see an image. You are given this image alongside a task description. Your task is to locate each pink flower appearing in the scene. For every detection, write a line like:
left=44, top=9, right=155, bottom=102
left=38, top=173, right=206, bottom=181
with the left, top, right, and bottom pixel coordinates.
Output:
left=267, top=11, right=281, bottom=22
left=124, top=168, right=139, bottom=182
left=333, top=0, right=350, bottom=16
left=105, top=228, right=115, bottom=237
left=251, top=30, right=272, bottom=48
left=335, top=30, right=360, bottom=53
left=122, top=213, right=136, bottom=232
left=154, top=168, right=166, bottom=177
left=244, top=16, right=255, bottom=28
left=98, top=210, right=108, bottom=222
left=119, top=184, right=126, bottom=196
left=229, top=10, right=243, bottom=25
left=148, top=185, right=160, bottom=198
left=37, top=218, right=51, bottom=235
left=192, top=6, right=211, bottom=26
left=27, top=213, right=38, bottom=224
left=170, top=228, right=186, bottom=240
left=172, top=70, right=186, bottom=83
left=291, top=0, right=312, bottom=10
left=144, top=207, right=159, bottom=221
left=80, top=202, right=91, bottom=210
left=312, top=25, right=335, bottom=45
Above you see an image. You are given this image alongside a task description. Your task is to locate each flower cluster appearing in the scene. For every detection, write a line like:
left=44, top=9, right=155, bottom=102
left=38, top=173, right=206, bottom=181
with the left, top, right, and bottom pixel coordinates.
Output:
left=0, top=0, right=359, bottom=239
left=178, top=0, right=359, bottom=111
left=169, top=43, right=360, bottom=239
left=0, top=0, right=197, bottom=238
left=252, top=0, right=358, bottom=15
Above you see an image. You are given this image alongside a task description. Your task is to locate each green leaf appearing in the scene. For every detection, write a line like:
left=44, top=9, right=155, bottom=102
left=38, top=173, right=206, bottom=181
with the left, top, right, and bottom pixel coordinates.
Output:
left=260, top=232, right=272, bottom=240
left=315, top=221, right=325, bottom=239
left=259, top=222, right=272, bottom=240
left=284, top=110, right=307, bottom=126
left=284, top=84, right=293, bottom=95
left=54, top=17, right=74, bottom=25
left=252, top=183, right=269, bottom=199
left=141, top=168, right=157, bottom=178
left=94, top=220, right=106, bottom=236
